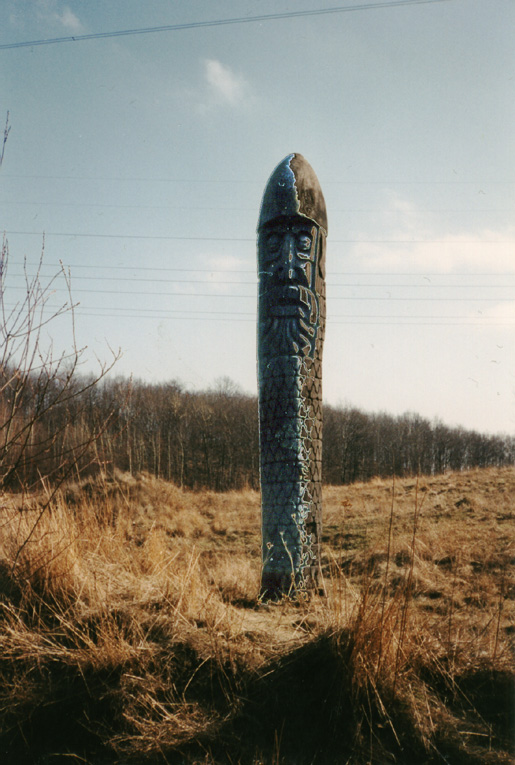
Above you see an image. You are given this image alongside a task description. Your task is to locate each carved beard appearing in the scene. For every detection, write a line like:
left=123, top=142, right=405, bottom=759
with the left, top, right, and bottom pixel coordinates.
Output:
left=261, top=315, right=315, bottom=358
left=259, top=286, right=319, bottom=360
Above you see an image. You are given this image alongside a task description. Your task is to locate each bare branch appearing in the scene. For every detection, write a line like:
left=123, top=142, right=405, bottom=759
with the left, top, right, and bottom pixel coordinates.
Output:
left=0, top=111, right=10, bottom=169
left=1, top=240, right=121, bottom=496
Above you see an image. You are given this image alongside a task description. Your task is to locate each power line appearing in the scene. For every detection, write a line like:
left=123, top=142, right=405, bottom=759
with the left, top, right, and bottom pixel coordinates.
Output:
left=60, top=314, right=515, bottom=327
left=10, top=230, right=255, bottom=242
left=15, top=262, right=515, bottom=277
left=5, top=271, right=513, bottom=289
left=4, top=173, right=512, bottom=184
left=3, top=302, right=511, bottom=326
left=5, top=230, right=514, bottom=244
left=0, top=1, right=451, bottom=50
left=3, top=284, right=512, bottom=301
left=3, top=200, right=513, bottom=213
left=5, top=301, right=509, bottom=320
left=16, top=304, right=510, bottom=321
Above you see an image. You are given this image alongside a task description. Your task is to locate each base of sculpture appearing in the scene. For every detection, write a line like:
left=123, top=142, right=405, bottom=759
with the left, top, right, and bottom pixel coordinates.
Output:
left=258, top=353, right=323, bottom=601
left=260, top=571, right=325, bottom=602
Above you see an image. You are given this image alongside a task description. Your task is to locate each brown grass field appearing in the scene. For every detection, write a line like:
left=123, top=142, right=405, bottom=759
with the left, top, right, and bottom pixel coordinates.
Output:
left=0, top=466, right=513, bottom=764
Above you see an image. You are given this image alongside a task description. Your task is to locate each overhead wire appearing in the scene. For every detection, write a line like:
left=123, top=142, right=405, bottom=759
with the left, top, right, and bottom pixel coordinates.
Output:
left=11, top=262, right=515, bottom=277
left=41, top=315, right=514, bottom=327
left=3, top=200, right=512, bottom=213
left=5, top=230, right=514, bottom=244
left=2, top=284, right=512, bottom=301
left=0, top=0, right=452, bottom=50
left=4, top=301, right=507, bottom=320
left=3, top=271, right=513, bottom=289
left=1, top=302, right=511, bottom=327
left=4, top=174, right=513, bottom=183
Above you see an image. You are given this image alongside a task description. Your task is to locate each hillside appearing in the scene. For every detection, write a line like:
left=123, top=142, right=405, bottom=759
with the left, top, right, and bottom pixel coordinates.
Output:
left=0, top=467, right=513, bottom=764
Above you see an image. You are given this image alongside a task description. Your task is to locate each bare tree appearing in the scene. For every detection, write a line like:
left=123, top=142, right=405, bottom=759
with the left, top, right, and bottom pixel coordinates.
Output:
left=0, top=236, right=124, bottom=571
left=0, top=111, right=10, bottom=169
left=0, top=240, right=121, bottom=492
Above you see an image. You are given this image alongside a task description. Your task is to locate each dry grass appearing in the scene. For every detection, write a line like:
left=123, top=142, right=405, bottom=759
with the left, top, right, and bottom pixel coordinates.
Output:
left=0, top=467, right=513, bottom=764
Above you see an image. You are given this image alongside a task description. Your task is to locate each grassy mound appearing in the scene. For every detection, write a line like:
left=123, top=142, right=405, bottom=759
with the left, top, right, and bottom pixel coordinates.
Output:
left=0, top=467, right=513, bottom=763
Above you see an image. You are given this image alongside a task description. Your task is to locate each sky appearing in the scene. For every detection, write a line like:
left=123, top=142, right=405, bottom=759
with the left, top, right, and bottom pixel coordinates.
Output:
left=1, top=0, right=514, bottom=436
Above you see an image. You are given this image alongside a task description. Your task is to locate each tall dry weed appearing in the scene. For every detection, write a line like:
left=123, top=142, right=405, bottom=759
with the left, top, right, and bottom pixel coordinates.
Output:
left=0, top=467, right=513, bottom=763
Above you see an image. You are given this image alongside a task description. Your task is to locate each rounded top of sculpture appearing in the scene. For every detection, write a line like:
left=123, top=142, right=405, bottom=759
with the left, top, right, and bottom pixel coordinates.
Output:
left=258, top=153, right=328, bottom=236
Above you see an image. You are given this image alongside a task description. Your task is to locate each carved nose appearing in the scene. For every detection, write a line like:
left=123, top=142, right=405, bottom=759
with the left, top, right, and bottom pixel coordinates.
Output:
left=277, top=263, right=293, bottom=283
left=277, top=236, right=295, bottom=282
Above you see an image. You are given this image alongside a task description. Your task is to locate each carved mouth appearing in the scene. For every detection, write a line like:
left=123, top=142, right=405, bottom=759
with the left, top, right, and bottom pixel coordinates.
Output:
left=262, top=286, right=310, bottom=317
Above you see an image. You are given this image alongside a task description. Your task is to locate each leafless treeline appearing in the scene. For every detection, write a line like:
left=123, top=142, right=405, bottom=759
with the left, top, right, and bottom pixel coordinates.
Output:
left=115, top=380, right=515, bottom=488
left=3, top=369, right=513, bottom=493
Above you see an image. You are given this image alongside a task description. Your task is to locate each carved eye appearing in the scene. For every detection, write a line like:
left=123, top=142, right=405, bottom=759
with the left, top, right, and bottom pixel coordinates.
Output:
left=267, top=233, right=281, bottom=253
left=297, top=234, right=312, bottom=253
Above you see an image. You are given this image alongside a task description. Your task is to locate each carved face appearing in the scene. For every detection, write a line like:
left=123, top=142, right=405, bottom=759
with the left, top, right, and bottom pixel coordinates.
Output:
left=258, top=216, right=324, bottom=359
left=259, top=219, right=319, bottom=322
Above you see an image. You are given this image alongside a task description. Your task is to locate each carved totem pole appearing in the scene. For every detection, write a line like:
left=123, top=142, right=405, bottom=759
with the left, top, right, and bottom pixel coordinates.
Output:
left=257, top=154, right=327, bottom=600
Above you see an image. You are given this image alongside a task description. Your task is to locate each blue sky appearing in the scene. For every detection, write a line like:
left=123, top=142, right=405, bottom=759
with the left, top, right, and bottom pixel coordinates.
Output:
left=1, top=0, right=514, bottom=435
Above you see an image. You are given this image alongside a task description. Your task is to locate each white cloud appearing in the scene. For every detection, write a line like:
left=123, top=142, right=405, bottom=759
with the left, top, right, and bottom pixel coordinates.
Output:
left=15, top=1, right=85, bottom=32
left=477, top=301, right=515, bottom=322
left=205, top=59, right=246, bottom=104
left=203, top=255, right=254, bottom=294
left=195, top=59, right=252, bottom=112
left=55, top=6, right=82, bottom=32
left=351, top=194, right=515, bottom=274
left=208, top=255, right=249, bottom=272
left=356, top=229, right=515, bottom=274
